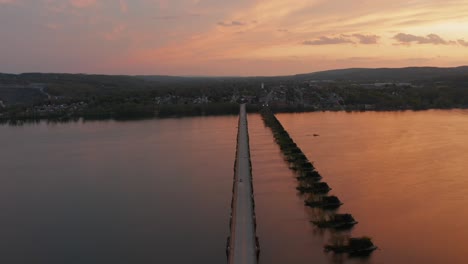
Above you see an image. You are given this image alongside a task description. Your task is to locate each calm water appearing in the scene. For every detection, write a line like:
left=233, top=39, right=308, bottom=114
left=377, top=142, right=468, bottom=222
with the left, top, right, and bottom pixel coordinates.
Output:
left=2, top=110, right=468, bottom=264
left=248, top=114, right=329, bottom=264
left=0, top=117, right=237, bottom=264
left=275, top=110, right=468, bottom=264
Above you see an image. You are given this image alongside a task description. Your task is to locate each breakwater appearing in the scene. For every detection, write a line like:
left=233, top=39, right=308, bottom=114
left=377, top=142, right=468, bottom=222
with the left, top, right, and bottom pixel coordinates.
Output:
left=260, top=107, right=377, bottom=256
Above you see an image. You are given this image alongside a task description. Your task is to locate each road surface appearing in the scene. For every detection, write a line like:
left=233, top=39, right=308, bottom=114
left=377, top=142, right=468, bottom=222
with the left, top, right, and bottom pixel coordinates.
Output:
left=228, top=104, right=258, bottom=264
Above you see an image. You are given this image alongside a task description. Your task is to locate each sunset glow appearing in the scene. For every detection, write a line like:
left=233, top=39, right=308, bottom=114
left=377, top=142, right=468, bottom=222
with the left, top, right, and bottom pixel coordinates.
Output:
left=1, top=0, right=468, bottom=75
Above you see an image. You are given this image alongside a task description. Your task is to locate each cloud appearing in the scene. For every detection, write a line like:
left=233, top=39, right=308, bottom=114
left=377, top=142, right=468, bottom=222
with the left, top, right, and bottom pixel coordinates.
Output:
left=70, top=0, right=96, bottom=8
left=393, top=33, right=453, bottom=45
left=458, top=39, right=468, bottom=47
left=303, top=36, right=354, bottom=45
left=217, top=21, right=246, bottom=27
left=352, top=34, right=380, bottom=44
left=394, top=19, right=430, bottom=26
left=277, top=28, right=288, bottom=33
left=302, top=34, right=380, bottom=46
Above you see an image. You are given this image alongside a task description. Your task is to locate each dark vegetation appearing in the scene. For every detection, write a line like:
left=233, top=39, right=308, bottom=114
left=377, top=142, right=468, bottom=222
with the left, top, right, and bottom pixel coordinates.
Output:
left=1, top=66, right=468, bottom=122
left=296, top=182, right=331, bottom=194
left=0, top=73, right=265, bottom=121
left=324, top=236, right=377, bottom=256
left=260, top=107, right=377, bottom=257
left=312, top=214, right=358, bottom=229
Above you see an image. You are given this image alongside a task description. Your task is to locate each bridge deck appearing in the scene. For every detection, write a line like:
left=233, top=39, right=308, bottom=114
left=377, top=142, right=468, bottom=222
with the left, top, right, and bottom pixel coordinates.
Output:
left=228, top=104, right=258, bottom=264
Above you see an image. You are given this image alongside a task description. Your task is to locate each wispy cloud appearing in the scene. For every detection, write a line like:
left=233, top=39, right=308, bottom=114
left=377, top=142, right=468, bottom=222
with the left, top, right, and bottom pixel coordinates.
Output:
left=303, top=36, right=354, bottom=45
left=393, top=33, right=454, bottom=45
left=2, top=0, right=468, bottom=75
left=352, top=34, right=380, bottom=44
left=394, top=19, right=430, bottom=26
left=458, top=39, right=468, bottom=47
left=217, top=21, right=246, bottom=27
left=302, top=34, right=380, bottom=46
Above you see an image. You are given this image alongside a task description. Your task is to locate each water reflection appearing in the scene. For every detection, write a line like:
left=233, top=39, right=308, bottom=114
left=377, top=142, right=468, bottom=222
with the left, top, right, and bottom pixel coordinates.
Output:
left=2, top=109, right=467, bottom=263
left=249, top=114, right=330, bottom=264
left=278, top=110, right=468, bottom=264
left=0, top=116, right=238, bottom=264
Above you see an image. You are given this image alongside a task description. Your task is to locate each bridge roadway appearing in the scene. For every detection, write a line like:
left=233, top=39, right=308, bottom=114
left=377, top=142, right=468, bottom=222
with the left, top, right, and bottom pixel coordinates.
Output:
left=228, top=104, right=258, bottom=264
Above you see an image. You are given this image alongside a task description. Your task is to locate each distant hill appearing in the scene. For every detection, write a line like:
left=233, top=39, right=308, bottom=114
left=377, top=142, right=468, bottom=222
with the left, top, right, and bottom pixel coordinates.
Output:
left=135, top=75, right=201, bottom=83
left=3, top=66, right=468, bottom=83
left=136, top=66, right=468, bottom=83
left=294, top=66, right=468, bottom=82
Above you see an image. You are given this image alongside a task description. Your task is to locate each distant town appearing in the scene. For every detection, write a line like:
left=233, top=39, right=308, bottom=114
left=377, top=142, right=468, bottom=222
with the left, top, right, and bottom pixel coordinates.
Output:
left=1, top=67, right=468, bottom=122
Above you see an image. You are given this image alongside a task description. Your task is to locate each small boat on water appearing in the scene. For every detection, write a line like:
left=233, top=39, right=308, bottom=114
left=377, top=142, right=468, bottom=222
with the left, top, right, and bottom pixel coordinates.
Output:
left=312, top=213, right=358, bottom=229
left=305, top=195, right=343, bottom=209
left=297, top=182, right=331, bottom=194
left=324, top=237, right=377, bottom=256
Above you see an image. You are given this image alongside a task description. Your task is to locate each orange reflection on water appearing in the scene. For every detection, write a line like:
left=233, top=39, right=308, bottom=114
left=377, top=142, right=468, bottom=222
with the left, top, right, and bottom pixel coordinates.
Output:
left=277, top=110, right=468, bottom=264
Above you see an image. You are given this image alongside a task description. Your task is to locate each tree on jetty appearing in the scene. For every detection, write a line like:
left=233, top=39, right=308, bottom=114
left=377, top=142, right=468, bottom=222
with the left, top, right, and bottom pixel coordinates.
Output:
left=259, top=106, right=377, bottom=257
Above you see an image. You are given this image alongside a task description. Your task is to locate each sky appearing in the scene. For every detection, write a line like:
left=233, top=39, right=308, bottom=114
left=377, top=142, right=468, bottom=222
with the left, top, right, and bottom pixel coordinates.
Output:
left=1, top=0, right=468, bottom=76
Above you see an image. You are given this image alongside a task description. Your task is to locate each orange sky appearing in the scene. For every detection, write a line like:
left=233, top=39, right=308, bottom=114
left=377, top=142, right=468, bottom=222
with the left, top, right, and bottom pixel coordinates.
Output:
left=1, top=0, right=468, bottom=75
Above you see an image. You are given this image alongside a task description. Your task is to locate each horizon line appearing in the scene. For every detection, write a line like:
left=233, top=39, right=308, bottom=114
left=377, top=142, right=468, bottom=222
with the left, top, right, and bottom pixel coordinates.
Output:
left=1, top=65, right=467, bottom=78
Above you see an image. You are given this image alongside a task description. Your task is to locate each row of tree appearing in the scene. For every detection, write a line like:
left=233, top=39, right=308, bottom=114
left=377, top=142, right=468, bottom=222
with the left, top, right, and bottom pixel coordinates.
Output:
left=260, top=107, right=377, bottom=256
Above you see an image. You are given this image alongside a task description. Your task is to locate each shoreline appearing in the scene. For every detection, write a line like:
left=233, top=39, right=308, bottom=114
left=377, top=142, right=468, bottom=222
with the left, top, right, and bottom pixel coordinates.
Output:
left=2, top=104, right=468, bottom=125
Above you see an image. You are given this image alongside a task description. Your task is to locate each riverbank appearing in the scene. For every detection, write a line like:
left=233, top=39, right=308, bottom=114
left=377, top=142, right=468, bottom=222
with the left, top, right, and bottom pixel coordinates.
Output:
left=3, top=103, right=468, bottom=125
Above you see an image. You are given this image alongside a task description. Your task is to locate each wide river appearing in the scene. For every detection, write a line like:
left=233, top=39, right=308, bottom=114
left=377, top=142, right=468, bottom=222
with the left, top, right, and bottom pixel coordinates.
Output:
left=1, top=110, right=468, bottom=263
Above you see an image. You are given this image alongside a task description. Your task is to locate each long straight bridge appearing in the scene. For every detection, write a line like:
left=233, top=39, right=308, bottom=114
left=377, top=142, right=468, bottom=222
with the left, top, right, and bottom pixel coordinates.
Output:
left=227, top=104, right=259, bottom=264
